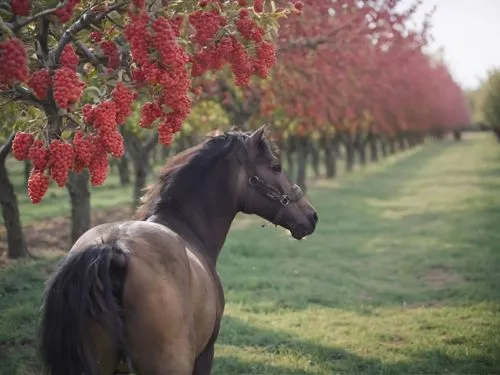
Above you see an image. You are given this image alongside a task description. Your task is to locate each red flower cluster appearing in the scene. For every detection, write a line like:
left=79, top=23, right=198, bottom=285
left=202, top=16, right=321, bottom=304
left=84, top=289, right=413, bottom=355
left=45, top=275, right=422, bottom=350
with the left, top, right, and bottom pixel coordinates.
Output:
left=0, top=37, right=29, bottom=87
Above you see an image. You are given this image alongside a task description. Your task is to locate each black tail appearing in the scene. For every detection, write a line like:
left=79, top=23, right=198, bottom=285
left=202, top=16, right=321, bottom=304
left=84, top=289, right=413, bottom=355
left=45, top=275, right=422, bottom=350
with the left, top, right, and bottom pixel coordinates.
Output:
left=38, top=243, right=129, bottom=375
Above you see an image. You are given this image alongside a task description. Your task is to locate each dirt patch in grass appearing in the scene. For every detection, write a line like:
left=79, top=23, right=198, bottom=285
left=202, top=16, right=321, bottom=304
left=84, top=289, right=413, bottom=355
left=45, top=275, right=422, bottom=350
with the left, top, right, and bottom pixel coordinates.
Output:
left=0, top=206, right=134, bottom=260
left=423, top=266, right=464, bottom=288
left=0, top=206, right=255, bottom=263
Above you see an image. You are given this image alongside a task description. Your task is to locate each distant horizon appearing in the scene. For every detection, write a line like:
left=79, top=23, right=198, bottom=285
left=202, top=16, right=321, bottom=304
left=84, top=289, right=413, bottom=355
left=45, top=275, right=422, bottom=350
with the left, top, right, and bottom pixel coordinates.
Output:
left=403, top=0, right=500, bottom=90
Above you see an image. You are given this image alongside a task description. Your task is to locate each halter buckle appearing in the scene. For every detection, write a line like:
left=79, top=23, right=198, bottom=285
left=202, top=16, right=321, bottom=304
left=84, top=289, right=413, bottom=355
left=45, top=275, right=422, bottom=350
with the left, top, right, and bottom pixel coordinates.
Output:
left=248, top=176, right=260, bottom=186
left=279, top=195, right=290, bottom=206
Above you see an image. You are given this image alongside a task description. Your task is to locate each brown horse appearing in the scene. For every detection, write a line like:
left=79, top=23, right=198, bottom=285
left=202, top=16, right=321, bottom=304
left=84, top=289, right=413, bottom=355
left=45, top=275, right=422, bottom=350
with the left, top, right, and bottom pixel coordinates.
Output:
left=38, top=126, right=318, bottom=375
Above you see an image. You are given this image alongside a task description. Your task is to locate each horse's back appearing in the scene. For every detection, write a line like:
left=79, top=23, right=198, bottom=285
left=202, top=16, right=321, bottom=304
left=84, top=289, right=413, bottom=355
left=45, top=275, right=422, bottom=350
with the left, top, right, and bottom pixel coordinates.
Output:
left=68, top=220, right=219, bottom=373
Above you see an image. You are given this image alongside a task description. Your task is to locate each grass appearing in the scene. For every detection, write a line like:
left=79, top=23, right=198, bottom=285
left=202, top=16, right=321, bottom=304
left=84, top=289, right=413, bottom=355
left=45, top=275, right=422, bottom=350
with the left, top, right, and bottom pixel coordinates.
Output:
left=1, top=133, right=500, bottom=374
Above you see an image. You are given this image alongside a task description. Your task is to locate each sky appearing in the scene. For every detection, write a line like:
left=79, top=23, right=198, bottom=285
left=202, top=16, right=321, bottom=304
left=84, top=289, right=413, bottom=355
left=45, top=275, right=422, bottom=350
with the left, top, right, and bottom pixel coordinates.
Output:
left=403, top=0, right=500, bottom=90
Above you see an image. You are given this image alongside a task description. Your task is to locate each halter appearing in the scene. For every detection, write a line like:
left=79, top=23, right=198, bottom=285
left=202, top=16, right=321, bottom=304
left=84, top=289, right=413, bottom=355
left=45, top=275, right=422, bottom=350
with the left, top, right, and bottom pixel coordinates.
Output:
left=237, top=146, right=304, bottom=225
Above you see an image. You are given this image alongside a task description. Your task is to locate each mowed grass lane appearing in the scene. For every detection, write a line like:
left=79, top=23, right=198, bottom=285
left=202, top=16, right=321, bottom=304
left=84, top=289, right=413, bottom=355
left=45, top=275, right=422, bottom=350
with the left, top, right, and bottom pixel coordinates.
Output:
left=1, top=133, right=499, bottom=374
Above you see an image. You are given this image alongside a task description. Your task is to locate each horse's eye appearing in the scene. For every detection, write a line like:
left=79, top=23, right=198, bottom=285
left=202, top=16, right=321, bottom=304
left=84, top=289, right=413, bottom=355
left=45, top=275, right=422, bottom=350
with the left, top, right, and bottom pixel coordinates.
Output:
left=272, top=163, right=282, bottom=172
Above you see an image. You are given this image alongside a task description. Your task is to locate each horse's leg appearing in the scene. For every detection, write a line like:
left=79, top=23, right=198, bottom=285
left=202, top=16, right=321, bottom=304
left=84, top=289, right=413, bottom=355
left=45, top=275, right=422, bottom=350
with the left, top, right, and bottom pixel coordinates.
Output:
left=123, top=259, right=196, bottom=375
left=192, top=341, right=215, bottom=375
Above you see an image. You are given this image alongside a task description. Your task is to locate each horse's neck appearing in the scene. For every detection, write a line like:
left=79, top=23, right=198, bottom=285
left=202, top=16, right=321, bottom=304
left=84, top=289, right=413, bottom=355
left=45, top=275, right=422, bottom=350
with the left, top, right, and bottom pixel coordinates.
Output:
left=152, top=161, right=241, bottom=264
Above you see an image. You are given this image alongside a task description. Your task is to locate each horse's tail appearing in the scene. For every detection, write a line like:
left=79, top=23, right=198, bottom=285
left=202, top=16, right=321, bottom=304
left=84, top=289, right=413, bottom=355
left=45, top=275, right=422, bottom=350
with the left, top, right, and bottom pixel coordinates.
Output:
left=38, top=243, right=129, bottom=375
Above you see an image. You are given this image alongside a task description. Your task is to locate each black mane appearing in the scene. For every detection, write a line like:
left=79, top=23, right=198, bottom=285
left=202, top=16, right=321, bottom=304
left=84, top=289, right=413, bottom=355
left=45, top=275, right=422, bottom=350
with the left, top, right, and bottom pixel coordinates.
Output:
left=136, top=131, right=249, bottom=219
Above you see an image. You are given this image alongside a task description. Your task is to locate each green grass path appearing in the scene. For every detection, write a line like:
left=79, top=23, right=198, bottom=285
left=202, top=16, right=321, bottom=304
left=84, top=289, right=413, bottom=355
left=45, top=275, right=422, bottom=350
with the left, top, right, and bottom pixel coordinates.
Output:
left=1, top=133, right=499, bottom=374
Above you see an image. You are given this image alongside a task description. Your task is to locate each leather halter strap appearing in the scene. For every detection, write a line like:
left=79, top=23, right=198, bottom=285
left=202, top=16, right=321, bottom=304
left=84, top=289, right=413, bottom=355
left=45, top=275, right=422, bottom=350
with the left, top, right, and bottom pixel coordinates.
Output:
left=237, top=146, right=304, bottom=225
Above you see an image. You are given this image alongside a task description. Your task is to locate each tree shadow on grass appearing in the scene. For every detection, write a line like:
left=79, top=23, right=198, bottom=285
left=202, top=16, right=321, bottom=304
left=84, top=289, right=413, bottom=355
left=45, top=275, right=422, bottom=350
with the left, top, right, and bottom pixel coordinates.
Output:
left=214, top=315, right=500, bottom=375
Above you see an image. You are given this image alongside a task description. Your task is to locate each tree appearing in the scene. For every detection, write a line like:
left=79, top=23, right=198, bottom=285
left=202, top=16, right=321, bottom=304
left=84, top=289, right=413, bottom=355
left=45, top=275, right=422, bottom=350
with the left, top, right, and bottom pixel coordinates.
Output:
left=0, top=104, right=30, bottom=259
left=478, top=68, right=500, bottom=142
left=0, top=0, right=300, bottom=200
left=0, top=0, right=301, bottom=245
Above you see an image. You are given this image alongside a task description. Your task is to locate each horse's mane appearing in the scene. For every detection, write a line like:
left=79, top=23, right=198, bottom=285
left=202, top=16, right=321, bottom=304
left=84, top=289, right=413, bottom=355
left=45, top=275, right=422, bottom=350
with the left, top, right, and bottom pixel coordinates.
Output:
left=135, top=131, right=249, bottom=220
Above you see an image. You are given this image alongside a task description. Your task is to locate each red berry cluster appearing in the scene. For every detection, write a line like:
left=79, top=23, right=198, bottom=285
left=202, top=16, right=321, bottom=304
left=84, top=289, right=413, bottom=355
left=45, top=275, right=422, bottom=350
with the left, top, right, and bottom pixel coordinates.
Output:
left=28, top=140, right=49, bottom=171
left=88, top=136, right=108, bottom=186
left=90, top=31, right=103, bottom=43
left=124, top=12, right=151, bottom=66
left=80, top=82, right=137, bottom=166
left=112, top=82, right=136, bottom=124
left=100, top=40, right=120, bottom=70
left=27, top=69, right=51, bottom=100
left=0, top=37, right=29, bottom=87
left=11, top=0, right=31, bottom=16
left=236, top=10, right=264, bottom=42
left=53, top=67, right=85, bottom=109
left=12, top=132, right=34, bottom=161
left=73, top=130, right=92, bottom=173
left=54, top=0, right=80, bottom=23
left=49, top=140, right=75, bottom=187
left=254, top=0, right=264, bottom=13
left=152, top=17, right=189, bottom=66
left=28, top=171, right=50, bottom=204
left=60, top=44, right=79, bottom=70
left=140, top=102, right=163, bottom=128
left=124, top=12, right=191, bottom=145
left=254, top=41, right=276, bottom=79
left=189, top=10, right=226, bottom=46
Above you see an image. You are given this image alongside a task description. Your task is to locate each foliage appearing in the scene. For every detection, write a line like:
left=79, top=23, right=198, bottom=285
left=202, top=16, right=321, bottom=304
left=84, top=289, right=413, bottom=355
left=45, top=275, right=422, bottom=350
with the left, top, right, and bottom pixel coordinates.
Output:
left=255, top=0, right=471, bottom=138
left=0, top=0, right=301, bottom=203
left=478, top=68, right=500, bottom=128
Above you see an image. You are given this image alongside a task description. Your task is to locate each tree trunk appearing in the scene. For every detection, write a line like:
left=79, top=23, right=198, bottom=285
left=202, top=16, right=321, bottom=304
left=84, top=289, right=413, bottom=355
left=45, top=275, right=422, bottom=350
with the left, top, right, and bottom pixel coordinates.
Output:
left=453, top=130, right=462, bottom=141
left=323, top=136, right=337, bottom=179
left=381, top=139, right=388, bottom=158
left=357, top=141, right=367, bottom=166
left=296, top=136, right=309, bottom=192
left=369, top=134, right=378, bottom=162
left=118, top=154, right=130, bottom=186
left=133, top=161, right=148, bottom=209
left=124, top=132, right=159, bottom=210
left=309, top=140, right=320, bottom=178
left=0, top=136, right=29, bottom=259
left=285, top=136, right=296, bottom=180
left=67, top=170, right=91, bottom=245
left=344, top=135, right=355, bottom=173
left=494, top=128, right=500, bottom=142
left=389, top=138, right=396, bottom=154
left=398, top=134, right=406, bottom=151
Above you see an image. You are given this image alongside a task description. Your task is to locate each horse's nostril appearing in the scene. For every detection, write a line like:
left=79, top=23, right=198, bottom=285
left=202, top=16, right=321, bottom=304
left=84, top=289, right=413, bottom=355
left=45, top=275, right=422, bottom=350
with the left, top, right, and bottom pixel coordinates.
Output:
left=312, top=212, right=318, bottom=224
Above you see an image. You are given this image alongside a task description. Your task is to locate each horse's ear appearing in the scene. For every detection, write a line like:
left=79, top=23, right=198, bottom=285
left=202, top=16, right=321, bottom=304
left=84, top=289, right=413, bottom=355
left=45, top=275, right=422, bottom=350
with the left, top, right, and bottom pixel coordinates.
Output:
left=247, top=124, right=267, bottom=151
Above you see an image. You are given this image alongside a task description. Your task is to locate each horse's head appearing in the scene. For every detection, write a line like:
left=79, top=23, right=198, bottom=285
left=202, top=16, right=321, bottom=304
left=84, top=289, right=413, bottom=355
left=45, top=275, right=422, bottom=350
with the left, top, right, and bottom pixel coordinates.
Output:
left=238, top=126, right=318, bottom=240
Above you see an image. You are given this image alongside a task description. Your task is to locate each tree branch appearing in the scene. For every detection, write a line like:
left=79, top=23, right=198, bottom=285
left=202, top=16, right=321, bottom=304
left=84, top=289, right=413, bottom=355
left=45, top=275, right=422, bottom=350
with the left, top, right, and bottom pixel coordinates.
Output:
left=0, top=86, right=45, bottom=109
left=12, top=5, right=63, bottom=31
left=51, top=3, right=126, bottom=66
left=0, top=133, right=15, bottom=163
left=74, top=40, right=106, bottom=73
